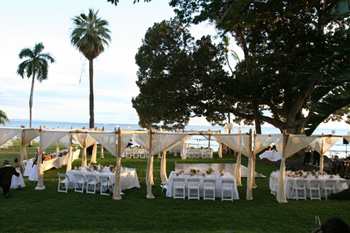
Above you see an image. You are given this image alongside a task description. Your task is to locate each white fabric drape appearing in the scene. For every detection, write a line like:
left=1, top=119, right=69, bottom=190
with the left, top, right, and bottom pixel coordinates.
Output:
left=112, top=132, right=139, bottom=200
left=310, top=136, right=341, bottom=171
left=16, top=129, right=39, bottom=163
left=213, top=134, right=253, bottom=200
left=90, top=132, right=117, bottom=156
left=161, top=150, right=167, bottom=182
left=137, top=132, right=190, bottom=198
left=36, top=130, right=69, bottom=190
left=90, top=142, right=98, bottom=163
left=72, top=133, right=96, bottom=167
left=275, top=134, right=316, bottom=203
left=0, top=128, right=22, bottom=146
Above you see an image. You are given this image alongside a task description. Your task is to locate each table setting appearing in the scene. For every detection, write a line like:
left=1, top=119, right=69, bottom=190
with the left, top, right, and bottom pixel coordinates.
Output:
left=166, top=168, right=239, bottom=199
left=66, top=164, right=140, bottom=191
left=269, top=170, right=348, bottom=199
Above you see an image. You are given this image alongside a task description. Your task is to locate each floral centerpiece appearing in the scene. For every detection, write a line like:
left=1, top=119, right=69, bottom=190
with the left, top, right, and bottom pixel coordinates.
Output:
left=110, top=165, right=115, bottom=172
left=93, top=165, right=98, bottom=171
left=295, top=170, right=304, bottom=177
left=206, top=168, right=214, bottom=175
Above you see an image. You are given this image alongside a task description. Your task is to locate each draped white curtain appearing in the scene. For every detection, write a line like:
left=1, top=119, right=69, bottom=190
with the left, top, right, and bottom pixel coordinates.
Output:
left=275, top=134, right=316, bottom=203
left=0, top=128, right=22, bottom=146
left=16, top=129, right=39, bottom=163
left=213, top=134, right=253, bottom=200
left=72, top=133, right=96, bottom=167
left=309, top=136, right=341, bottom=171
left=36, top=130, right=69, bottom=190
left=136, top=132, right=190, bottom=198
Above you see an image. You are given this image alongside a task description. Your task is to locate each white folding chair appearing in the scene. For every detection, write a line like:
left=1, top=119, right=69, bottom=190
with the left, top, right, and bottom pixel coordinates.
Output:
left=100, top=175, right=113, bottom=195
left=139, top=149, right=146, bottom=159
left=207, top=149, right=213, bottom=159
left=173, top=178, right=186, bottom=199
left=133, top=149, right=140, bottom=158
left=74, top=173, right=86, bottom=193
left=86, top=174, right=100, bottom=194
left=145, top=150, right=150, bottom=158
left=187, top=149, right=194, bottom=159
left=322, top=179, right=337, bottom=200
left=337, top=179, right=349, bottom=192
left=291, top=179, right=307, bottom=200
left=187, top=178, right=200, bottom=200
left=160, top=174, right=168, bottom=193
left=57, top=173, right=70, bottom=193
left=201, top=149, right=207, bottom=159
left=307, top=180, right=321, bottom=200
left=221, top=179, right=235, bottom=201
left=203, top=179, right=216, bottom=201
left=125, top=149, right=132, bottom=159
left=194, top=149, right=201, bottom=159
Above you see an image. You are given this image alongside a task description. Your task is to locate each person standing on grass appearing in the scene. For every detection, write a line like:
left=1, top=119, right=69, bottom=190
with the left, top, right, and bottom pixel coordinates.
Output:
left=0, top=160, right=19, bottom=198
left=303, top=145, right=312, bottom=164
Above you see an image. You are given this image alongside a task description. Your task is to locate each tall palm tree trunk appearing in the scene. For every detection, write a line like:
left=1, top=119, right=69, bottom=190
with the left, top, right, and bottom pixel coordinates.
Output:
left=29, top=72, right=36, bottom=147
left=89, top=59, right=94, bottom=129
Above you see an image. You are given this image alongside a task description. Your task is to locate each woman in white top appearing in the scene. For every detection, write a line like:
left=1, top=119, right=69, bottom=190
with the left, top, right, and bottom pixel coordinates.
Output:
left=10, top=158, right=26, bottom=189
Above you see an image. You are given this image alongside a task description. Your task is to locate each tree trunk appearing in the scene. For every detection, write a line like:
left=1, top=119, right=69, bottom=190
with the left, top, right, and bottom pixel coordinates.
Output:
left=28, top=73, right=35, bottom=147
left=89, top=59, right=94, bottom=129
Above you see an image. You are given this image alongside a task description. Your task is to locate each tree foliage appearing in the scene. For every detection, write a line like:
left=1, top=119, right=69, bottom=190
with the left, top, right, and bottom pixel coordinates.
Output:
left=0, top=110, right=10, bottom=126
left=169, top=0, right=350, bottom=134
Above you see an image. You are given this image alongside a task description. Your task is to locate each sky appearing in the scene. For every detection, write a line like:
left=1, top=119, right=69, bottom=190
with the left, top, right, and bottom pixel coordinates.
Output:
left=0, top=0, right=348, bottom=130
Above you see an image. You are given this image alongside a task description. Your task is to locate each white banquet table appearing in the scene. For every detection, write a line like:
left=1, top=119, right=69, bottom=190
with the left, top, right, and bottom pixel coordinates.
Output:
left=259, top=151, right=281, bottom=161
left=166, top=171, right=239, bottom=199
left=24, top=149, right=80, bottom=177
left=66, top=167, right=140, bottom=191
left=269, top=171, right=348, bottom=199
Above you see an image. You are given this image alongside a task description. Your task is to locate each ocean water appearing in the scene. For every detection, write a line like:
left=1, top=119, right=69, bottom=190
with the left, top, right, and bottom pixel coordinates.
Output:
left=4, top=119, right=350, bottom=158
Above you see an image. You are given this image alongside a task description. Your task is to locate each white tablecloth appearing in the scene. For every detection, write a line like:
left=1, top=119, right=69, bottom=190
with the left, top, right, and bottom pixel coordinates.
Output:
left=269, top=171, right=348, bottom=199
left=259, top=151, right=281, bottom=161
left=66, top=167, right=140, bottom=191
left=166, top=171, right=239, bottom=199
left=24, top=149, right=80, bottom=177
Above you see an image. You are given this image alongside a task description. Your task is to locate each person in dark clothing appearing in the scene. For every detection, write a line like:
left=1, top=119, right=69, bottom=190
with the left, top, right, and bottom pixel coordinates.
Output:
left=0, top=160, right=19, bottom=198
left=303, top=145, right=312, bottom=164
left=313, top=150, right=321, bottom=166
left=312, top=217, right=350, bottom=233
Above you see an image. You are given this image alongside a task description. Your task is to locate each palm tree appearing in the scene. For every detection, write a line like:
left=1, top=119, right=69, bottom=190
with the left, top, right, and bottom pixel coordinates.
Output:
left=70, top=9, right=111, bottom=128
left=0, top=110, right=10, bottom=125
left=17, top=42, right=55, bottom=129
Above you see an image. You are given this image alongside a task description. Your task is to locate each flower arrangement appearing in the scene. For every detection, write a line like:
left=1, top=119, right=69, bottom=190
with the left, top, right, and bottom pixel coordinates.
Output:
left=206, top=168, right=214, bottom=175
left=295, top=170, right=304, bottom=177
left=190, top=169, right=197, bottom=174
left=110, top=165, right=115, bottom=172
left=311, top=170, right=317, bottom=176
left=93, top=165, right=98, bottom=170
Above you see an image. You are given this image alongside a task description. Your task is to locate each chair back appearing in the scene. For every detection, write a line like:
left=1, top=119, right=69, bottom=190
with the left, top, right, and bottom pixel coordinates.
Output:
left=308, top=180, right=320, bottom=189
left=74, top=173, right=86, bottom=183
left=294, top=179, right=307, bottom=189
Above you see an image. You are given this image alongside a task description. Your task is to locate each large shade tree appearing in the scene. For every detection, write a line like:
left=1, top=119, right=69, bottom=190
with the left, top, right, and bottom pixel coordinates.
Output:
left=168, top=0, right=350, bottom=134
left=70, top=9, right=111, bottom=129
left=17, top=42, right=55, bottom=129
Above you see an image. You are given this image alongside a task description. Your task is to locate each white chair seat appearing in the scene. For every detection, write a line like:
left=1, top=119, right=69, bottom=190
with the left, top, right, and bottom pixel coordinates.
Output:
left=203, top=179, right=216, bottom=201
left=57, top=173, right=70, bottom=193
left=221, top=180, right=235, bottom=201
left=100, top=175, right=113, bottom=195
left=173, top=178, right=186, bottom=199
left=307, top=180, right=321, bottom=200
left=74, top=174, right=86, bottom=193
left=322, top=179, right=337, bottom=200
left=291, top=179, right=307, bottom=200
left=86, top=174, right=100, bottom=194
left=187, top=178, right=200, bottom=200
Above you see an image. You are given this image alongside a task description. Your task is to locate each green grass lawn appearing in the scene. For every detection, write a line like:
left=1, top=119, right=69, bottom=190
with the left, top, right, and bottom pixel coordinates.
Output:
left=0, top=141, right=349, bottom=233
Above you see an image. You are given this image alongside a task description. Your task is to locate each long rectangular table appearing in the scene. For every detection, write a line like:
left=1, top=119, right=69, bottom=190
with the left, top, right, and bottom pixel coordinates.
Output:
left=166, top=171, right=239, bottom=199
left=23, top=149, right=80, bottom=177
left=66, top=167, right=140, bottom=191
left=269, top=171, right=348, bottom=199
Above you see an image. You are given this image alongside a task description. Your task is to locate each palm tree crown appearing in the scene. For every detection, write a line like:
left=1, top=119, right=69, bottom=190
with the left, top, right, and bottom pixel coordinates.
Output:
left=70, top=9, right=111, bottom=128
left=71, top=9, right=111, bottom=60
left=17, top=42, right=55, bottom=82
left=0, top=110, right=10, bottom=126
left=17, top=42, right=55, bottom=129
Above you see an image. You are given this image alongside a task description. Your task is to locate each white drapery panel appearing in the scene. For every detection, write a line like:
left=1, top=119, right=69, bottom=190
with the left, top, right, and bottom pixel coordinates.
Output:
left=276, top=134, right=316, bottom=203
left=0, top=128, right=22, bottom=146
left=213, top=134, right=254, bottom=200
left=254, top=134, right=280, bottom=154
left=90, top=132, right=117, bottom=156
left=59, top=135, right=71, bottom=149
left=72, top=133, right=97, bottom=167
left=36, top=130, right=70, bottom=190
left=181, top=136, right=193, bottom=159
left=309, top=136, right=341, bottom=171
left=16, top=129, right=39, bottom=162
